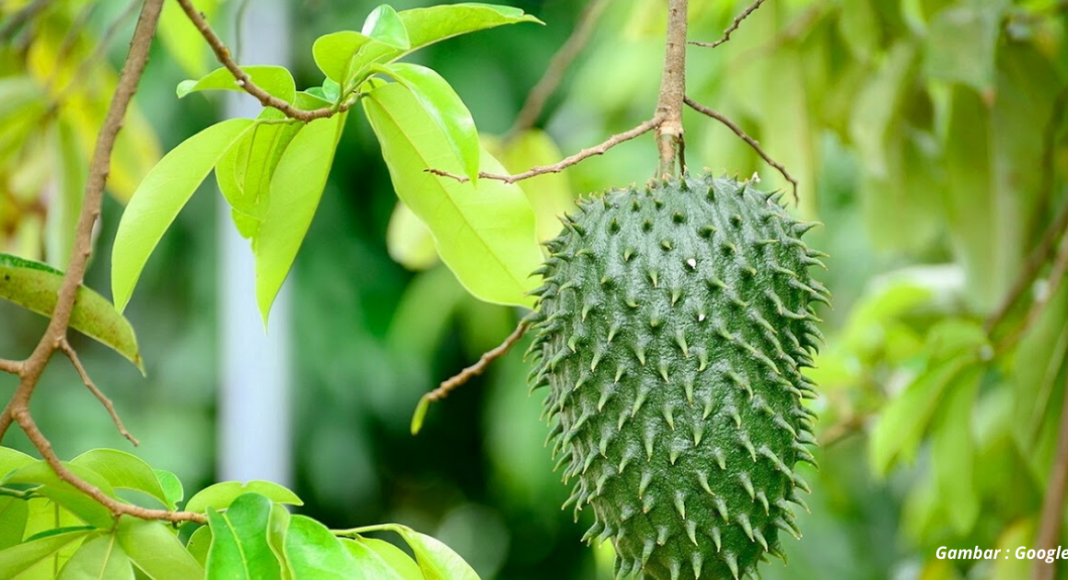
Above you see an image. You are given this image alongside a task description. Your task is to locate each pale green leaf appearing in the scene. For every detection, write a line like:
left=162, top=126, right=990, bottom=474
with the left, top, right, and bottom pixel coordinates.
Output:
left=58, top=534, right=134, bottom=580
left=923, top=2, right=1010, bottom=94
left=154, top=471, right=183, bottom=511
left=394, top=526, right=479, bottom=580
left=157, top=0, right=216, bottom=76
left=177, top=66, right=296, bottom=104
left=266, top=503, right=292, bottom=580
left=283, top=516, right=359, bottom=579
left=116, top=516, right=204, bottom=580
left=69, top=450, right=168, bottom=509
left=2, top=462, right=117, bottom=529
left=0, top=529, right=92, bottom=579
left=0, top=254, right=143, bottom=371
left=313, top=31, right=373, bottom=84
left=386, top=201, right=439, bottom=270
left=186, top=526, right=212, bottom=567
left=341, top=537, right=420, bottom=579
left=362, top=5, right=410, bottom=49
left=0, top=496, right=29, bottom=550
left=253, top=114, right=345, bottom=323
left=112, top=119, right=255, bottom=312
left=184, top=481, right=302, bottom=515
left=485, top=130, right=575, bottom=243
left=364, top=83, right=542, bottom=307
left=932, top=368, right=982, bottom=535
left=381, top=63, right=479, bottom=181
left=0, top=447, right=37, bottom=478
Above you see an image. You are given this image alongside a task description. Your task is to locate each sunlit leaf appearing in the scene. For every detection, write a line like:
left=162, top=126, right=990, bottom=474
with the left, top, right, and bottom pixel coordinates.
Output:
left=177, top=66, right=297, bottom=104
left=69, top=450, right=168, bottom=510
left=184, top=481, right=302, bottom=515
left=266, top=503, right=292, bottom=580
left=485, top=130, right=575, bottom=243
left=252, top=114, right=345, bottom=323
left=0, top=496, right=29, bottom=550
left=205, top=494, right=279, bottom=580
left=157, top=0, right=218, bottom=76
left=0, top=528, right=92, bottom=579
left=112, top=119, right=254, bottom=312
left=154, top=470, right=184, bottom=512
left=364, top=82, right=542, bottom=307
left=386, top=201, right=439, bottom=270
left=0, top=447, right=38, bottom=478
left=283, top=516, right=359, bottom=578
left=116, top=516, right=204, bottom=580
left=3, top=461, right=118, bottom=529
left=393, top=526, right=480, bottom=580
left=362, top=5, right=410, bottom=49
left=0, top=254, right=143, bottom=371
left=313, top=31, right=373, bottom=84
left=58, top=534, right=134, bottom=580
left=186, top=526, right=212, bottom=567
left=341, top=537, right=420, bottom=579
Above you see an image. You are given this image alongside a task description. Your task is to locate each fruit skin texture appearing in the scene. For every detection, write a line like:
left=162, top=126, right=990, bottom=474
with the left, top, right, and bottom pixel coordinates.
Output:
left=526, top=174, right=828, bottom=580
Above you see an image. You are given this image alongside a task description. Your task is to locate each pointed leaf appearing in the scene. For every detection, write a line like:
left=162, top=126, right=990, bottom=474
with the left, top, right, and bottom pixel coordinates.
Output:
left=177, top=66, right=297, bottom=104
left=116, top=516, right=204, bottom=580
left=0, top=254, right=143, bottom=371
left=0, top=496, right=29, bottom=550
left=393, top=526, right=479, bottom=580
left=184, top=481, right=302, bottom=515
left=362, top=5, right=410, bottom=49
left=70, top=450, right=168, bottom=509
left=58, top=534, right=134, bottom=580
left=3, top=462, right=117, bottom=529
left=0, top=447, right=37, bottom=478
left=154, top=470, right=183, bottom=511
left=266, top=503, right=292, bottom=580
left=112, top=119, right=255, bottom=312
left=341, top=538, right=419, bottom=580
left=252, top=114, right=345, bottom=322
left=0, top=529, right=92, bottom=579
left=363, top=82, right=541, bottom=307
left=313, top=32, right=373, bottom=84
left=283, top=516, right=359, bottom=579
left=381, top=63, right=479, bottom=181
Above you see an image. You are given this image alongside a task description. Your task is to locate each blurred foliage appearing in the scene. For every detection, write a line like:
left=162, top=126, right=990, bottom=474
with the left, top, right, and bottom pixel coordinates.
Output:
left=2, top=0, right=1068, bottom=578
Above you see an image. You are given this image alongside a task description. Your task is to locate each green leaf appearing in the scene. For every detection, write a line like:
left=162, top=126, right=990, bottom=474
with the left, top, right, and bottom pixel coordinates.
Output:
left=283, top=516, right=359, bottom=579
left=379, top=63, right=479, bottom=182
left=0, top=447, right=37, bottom=478
left=386, top=201, right=439, bottom=270
left=205, top=494, right=279, bottom=580
left=266, top=504, right=292, bottom=580
left=0, top=254, right=143, bottom=372
left=931, top=368, right=981, bottom=535
left=154, top=471, right=183, bottom=511
left=186, top=526, right=212, bottom=567
left=313, top=31, right=373, bottom=84
left=157, top=0, right=217, bottom=76
left=485, top=130, right=575, bottom=243
left=341, top=537, right=420, bottom=579
left=112, top=119, right=255, bottom=312
left=177, top=66, right=297, bottom=104
left=252, top=114, right=345, bottom=323
left=184, top=481, right=302, bottom=515
left=362, top=5, right=410, bottom=49
left=869, top=352, right=976, bottom=476
left=0, top=496, right=29, bottom=550
left=116, top=516, right=204, bottom=580
left=58, top=534, right=134, bottom=580
left=393, top=526, right=479, bottom=580
left=215, top=120, right=304, bottom=240
left=69, top=450, right=168, bottom=510
left=3, top=462, right=117, bottom=529
left=0, top=529, right=92, bottom=579
left=363, top=82, right=542, bottom=307
left=923, top=1, right=1009, bottom=95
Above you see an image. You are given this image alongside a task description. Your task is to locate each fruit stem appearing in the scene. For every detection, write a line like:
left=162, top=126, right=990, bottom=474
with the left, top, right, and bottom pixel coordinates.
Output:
left=655, top=0, right=688, bottom=177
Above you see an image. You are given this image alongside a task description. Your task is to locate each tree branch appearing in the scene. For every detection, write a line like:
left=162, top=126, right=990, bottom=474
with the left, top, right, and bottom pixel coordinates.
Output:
left=58, top=339, right=138, bottom=446
left=1034, top=369, right=1068, bottom=580
left=0, top=359, right=22, bottom=376
left=507, top=0, right=612, bottom=138
left=175, top=0, right=342, bottom=123
left=655, top=0, right=688, bottom=176
left=422, top=322, right=529, bottom=405
left=684, top=96, right=799, bottom=203
left=427, top=116, right=662, bottom=184
left=689, top=0, right=768, bottom=49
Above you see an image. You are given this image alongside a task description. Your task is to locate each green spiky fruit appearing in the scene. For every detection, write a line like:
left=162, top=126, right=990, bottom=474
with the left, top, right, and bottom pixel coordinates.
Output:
left=526, top=174, right=828, bottom=580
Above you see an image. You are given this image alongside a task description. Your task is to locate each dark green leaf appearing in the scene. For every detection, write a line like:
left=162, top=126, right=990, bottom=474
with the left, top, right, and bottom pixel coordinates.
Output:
left=112, top=119, right=255, bottom=312
left=184, top=481, right=302, bottom=515
left=177, top=66, right=297, bottom=104
left=283, top=516, right=359, bottom=579
left=69, top=450, right=168, bottom=509
left=252, top=114, right=345, bottom=322
left=116, top=516, right=204, bottom=580
left=58, top=533, right=134, bottom=580
left=0, top=254, right=143, bottom=372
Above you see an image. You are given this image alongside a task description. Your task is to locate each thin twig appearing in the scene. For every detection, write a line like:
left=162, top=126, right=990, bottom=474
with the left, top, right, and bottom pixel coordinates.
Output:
left=175, top=0, right=343, bottom=122
left=12, top=409, right=207, bottom=524
left=507, top=0, right=612, bottom=138
left=0, top=0, right=51, bottom=42
left=998, top=228, right=1068, bottom=353
left=689, top=0, right=768, bottom=49
left=1034, top=369, right=1068, bottom=580
left=655, top=0, right=688, bottom=176
left=428, top=116, right=663, bottom=184
left=422, top=322, right=530, bottom=404
left=0, top=359, right=22, bottom=375
left=58, top=339, right=138, bottom=446
left=684, top=96, right=799, bottom=203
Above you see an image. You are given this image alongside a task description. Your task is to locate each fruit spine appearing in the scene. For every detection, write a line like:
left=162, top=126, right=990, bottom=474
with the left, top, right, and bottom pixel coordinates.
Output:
left=526, top=174, right=828, bottom=579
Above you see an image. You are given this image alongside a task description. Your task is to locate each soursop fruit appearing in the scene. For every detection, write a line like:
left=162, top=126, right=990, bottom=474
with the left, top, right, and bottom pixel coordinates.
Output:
left=526, top=174, right=828, bottom=580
